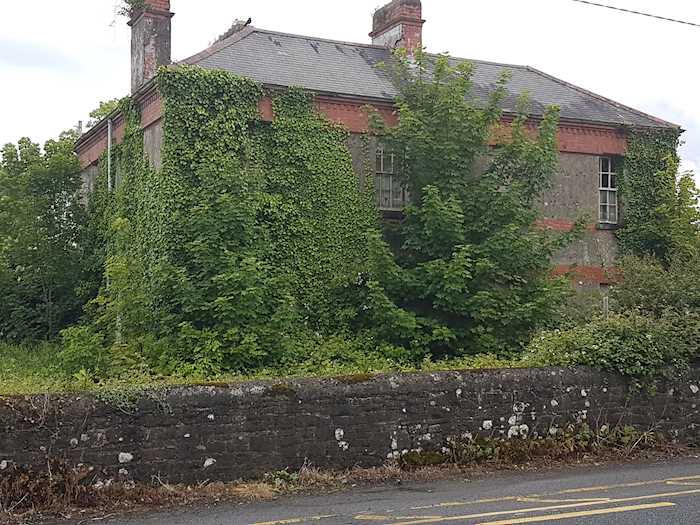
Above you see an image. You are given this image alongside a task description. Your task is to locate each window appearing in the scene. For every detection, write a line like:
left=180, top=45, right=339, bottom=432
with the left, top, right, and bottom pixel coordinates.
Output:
left=599, top=156, right=618, bottom=224
left=376, top=148, right=408, bottom=211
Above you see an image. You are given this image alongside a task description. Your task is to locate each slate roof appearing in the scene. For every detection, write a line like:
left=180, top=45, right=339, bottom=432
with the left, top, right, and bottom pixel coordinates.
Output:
left=183, top=27, right=676, bottom=129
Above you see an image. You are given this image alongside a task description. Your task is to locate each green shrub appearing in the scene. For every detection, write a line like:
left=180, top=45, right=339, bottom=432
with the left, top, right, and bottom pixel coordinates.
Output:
left=617, top=128, right=700, bottom=263
left=59, top=325, right=109, bottom=376
left=555, top=287, right=606, bottom=328
left=525, top=310, right=700, bottom=383
left=613, top=255, right=700, bottom=316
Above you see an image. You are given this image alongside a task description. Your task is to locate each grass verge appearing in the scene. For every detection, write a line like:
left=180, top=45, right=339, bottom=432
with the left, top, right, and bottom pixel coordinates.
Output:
left=0, top=342, right=522, bottom=397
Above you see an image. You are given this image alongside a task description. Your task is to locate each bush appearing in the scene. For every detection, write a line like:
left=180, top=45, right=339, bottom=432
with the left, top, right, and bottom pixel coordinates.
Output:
left=59, top=325, right=109, bottom=376
left=555, top=287, right=606, bottom=328
left=525, top=310, right=700, bottom=384
left=613, top=255, right=700, bottom=316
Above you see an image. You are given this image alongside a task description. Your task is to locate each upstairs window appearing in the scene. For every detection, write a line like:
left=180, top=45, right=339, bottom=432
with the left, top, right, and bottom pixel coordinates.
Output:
left=376, top=148, right=409, bottom=211
left=599, top=156, right=618, bottom=224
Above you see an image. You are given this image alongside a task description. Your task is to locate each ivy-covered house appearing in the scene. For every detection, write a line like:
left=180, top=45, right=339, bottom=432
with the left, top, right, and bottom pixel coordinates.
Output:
left=75, top=0, right=680, bottom=289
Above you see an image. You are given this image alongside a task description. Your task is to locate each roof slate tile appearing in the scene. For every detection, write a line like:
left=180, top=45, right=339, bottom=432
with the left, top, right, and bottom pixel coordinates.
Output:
left=188, top=28, right=676, bottom=129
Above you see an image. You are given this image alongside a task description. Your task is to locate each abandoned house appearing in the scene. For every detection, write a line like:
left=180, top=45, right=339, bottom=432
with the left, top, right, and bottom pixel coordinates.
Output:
left=74, top=0, right=680, bottom=288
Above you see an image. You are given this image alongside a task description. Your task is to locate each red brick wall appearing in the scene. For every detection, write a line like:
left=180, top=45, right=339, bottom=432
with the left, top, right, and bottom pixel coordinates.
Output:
left=144, top=0, right=170, bottom=12
left=77, top=116, right=125, bottom=168
left=536, top=219, right=598, bottom=233
left=77, top=90, right=627, bottom=168
left=370, top=0, right=424, bottom=53
left=553, top=265, right=619, bottom=285
left=401, top=21, right=423, bottom=52
left=316, top=97, right=398, bottom=131
left=141, top=91, right=162, bottom=128
left=556, top=124, right=626, bottom=156
left=491, top=119, right=626, bottom=156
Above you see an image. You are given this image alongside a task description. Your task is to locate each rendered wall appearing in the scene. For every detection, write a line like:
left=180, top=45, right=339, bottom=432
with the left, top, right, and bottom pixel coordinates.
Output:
left=346, top=137, right=619, bottom=282
left=541, top=152, right=619, bottom=281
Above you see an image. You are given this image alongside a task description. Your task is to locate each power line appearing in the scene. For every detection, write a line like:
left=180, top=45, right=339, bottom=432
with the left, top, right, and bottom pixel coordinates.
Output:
left=569, top=0, right=700, bottom=28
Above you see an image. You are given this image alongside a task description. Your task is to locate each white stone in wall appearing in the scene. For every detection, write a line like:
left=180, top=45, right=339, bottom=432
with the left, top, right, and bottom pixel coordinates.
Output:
left=118, top=452, right=134, bottom=464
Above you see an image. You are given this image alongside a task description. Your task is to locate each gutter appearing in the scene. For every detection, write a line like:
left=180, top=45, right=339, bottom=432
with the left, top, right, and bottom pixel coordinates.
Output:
left=75, top=77, right=159, bottom=153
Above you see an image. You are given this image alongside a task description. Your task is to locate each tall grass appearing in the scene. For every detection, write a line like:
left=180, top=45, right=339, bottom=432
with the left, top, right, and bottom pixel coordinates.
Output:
left=0, top=342, right=71, bottom=396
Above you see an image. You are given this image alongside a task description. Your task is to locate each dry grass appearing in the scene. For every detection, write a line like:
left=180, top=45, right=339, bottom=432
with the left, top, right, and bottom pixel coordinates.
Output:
left=2, top=445, right=696, bottom=524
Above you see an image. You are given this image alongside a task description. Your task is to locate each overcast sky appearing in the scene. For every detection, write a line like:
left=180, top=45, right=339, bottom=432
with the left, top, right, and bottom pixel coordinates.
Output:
left=0, top=0, right=698, bottom=178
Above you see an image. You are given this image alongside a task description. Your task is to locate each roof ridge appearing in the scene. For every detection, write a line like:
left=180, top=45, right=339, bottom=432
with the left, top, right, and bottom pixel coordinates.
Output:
left=244, top=27, right=394, bottom=51
left=524, top=65, right=680, bottom=129
left=437, top=53, right=529, bottom=71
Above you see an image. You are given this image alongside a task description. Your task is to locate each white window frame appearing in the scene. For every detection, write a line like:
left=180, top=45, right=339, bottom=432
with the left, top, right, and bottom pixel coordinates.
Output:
left=375, top=148, right=408, bottom=211
left=599, top=156, right=618, bottom=225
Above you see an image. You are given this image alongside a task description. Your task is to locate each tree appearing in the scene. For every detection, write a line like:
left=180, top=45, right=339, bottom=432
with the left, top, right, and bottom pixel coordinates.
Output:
left=0, top=133, right=86, bottom=341
left=367, top=51, right=574, bottom=358
left=612, top=255, right=700, bottom=317
left=87, top=99, right=120, bottom=129
left=116, top=0, right=146, bottom=18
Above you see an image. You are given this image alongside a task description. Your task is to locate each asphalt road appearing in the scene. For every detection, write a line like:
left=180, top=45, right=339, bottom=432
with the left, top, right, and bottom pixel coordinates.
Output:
left=75, top=458, right=700, bottom=525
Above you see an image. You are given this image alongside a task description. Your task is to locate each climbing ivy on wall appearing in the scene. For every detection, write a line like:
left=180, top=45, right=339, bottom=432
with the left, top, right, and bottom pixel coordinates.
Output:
left=71, top=59, right=592, bottom=376
left=618, top=128, right=700, bottom=263
left=81, top=66, right=387, bottom=376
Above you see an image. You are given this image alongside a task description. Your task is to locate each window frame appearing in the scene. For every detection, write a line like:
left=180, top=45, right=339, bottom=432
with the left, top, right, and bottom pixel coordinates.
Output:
left=598, top=156, right=619, bottom=225
left=375, top=148, right=408, bottom=211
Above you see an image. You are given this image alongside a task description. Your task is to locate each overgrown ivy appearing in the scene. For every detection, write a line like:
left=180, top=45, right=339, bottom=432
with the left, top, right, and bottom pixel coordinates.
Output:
left=618, top=128, right=700, bottom=263
left=73, top=66, right=388, bottom=376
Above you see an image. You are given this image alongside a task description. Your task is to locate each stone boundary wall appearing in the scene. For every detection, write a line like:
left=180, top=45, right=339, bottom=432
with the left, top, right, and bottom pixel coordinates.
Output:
left=1, top=367, right=699, bottom=483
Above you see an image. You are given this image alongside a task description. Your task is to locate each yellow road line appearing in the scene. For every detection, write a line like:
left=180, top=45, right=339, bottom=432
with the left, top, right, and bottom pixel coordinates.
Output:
left=516, top=497, right=611, bottom=504
left=251, top=515, right=337, bottom=525
left=555, top=480, right=659, bottom=494
left=386, top=488, right=700, bottom=525
left=411, top=473, right=700, bottom=510
left=355, top=516, right=443, bottom=521
left=412, top=497, right=520, bottom=510
left=666, top=475, right=700, bottom=482
left=474, top=502, right=675, bottom=525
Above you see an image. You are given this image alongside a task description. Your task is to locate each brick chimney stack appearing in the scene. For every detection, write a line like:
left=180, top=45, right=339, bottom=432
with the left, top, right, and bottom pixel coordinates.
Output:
left=369, top=0, right=424, bottom=54
left=129, top=0, right=174, bottom=93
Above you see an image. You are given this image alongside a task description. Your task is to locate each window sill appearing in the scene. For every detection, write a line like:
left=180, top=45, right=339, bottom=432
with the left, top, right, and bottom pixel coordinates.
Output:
left=380, top=209, right=406, bottom=221
left=596, top=222, right=619, bottom=231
